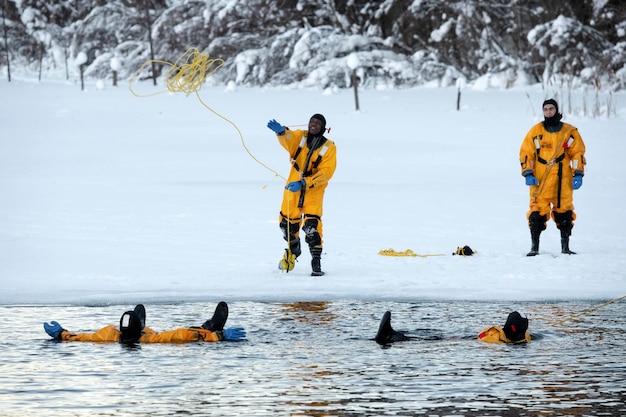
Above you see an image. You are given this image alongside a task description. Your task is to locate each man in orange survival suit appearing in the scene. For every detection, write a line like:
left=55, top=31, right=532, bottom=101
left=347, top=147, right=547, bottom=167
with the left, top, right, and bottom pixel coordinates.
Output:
left=43, top=302, right=246, bottom=343
left=477, top=311, right=531, bottom=344
left=374, top=310, right=530, bottom=345
left=267, top=114, right=337, bottom=276
left=519, top=98, right=586, bottom=256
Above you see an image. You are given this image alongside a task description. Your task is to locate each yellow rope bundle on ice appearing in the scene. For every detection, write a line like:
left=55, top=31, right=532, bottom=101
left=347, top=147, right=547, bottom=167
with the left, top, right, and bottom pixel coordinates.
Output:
left=378, top=248, right=445, bottom=258
left=128, top=47, right=285, bottom=181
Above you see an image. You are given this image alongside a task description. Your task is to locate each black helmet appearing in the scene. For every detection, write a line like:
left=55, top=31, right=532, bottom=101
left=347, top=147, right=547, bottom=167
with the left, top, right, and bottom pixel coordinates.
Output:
left=503, top=311, right=528, bottom=342
left=119, top=310, right=143, bottom=343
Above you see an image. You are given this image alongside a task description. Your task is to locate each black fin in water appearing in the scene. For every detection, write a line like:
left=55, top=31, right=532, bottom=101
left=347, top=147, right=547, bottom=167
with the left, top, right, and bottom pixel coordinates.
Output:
left=375, top=311, right=410, bottom=345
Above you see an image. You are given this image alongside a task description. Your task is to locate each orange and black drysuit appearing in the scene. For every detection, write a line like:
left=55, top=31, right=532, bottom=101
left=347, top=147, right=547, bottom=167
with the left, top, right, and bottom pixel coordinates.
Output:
left=477, top=311, right=530, bottom=344
left=277, top=126, right=337, bottom=261
left=519, top=114, right=586, bottom=252
left=57, top=325, right=223, bottom=343
left=477, top=326, right=531, bottom=344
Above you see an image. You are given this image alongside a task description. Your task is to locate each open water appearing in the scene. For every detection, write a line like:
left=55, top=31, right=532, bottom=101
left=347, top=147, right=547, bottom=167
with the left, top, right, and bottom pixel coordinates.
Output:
left=0, top=300, right=624, bottom=416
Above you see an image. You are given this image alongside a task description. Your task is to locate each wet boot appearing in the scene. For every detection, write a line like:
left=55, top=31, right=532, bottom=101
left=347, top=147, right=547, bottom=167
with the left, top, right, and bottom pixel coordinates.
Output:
left=527, top=229, right=540, bottom=256
left=310, top=246, right=324, bottom=276
left=134, top=304, right=146, bottom=330
left=375, top=311, right=411, bottom=345
left=527, top=212, right=547, bottom=257
left=202, top=301, right=229, bottom=331
left=561, top=235, right=576, bottom=254
left=554, top=210, right=576, bottom=255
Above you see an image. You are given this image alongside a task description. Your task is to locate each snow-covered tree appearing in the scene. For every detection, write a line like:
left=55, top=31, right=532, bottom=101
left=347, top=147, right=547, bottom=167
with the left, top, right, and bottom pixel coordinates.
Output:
left=1, top=0, right=624, bottom=90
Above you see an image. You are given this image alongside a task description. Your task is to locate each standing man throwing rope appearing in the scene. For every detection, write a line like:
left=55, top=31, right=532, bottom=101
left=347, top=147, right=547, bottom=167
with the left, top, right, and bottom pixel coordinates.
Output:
left=519, top=99, right=586, bottom=256
left=267, top=114, right=337, bottom=276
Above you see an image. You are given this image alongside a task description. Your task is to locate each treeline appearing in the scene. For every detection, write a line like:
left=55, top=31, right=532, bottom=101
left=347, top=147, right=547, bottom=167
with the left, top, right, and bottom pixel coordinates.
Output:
left=1, top=0, right=624, bottom=90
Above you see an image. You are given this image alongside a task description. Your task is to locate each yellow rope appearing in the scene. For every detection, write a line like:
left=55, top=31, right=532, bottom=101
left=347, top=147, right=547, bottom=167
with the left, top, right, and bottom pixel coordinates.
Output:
left=128, top=47, right=286, bottom=181
left=548, top=295, right=626, bottom=326
left=378, top=248, right=445, bottom=258
left=128, top=47, right=224, bottom=97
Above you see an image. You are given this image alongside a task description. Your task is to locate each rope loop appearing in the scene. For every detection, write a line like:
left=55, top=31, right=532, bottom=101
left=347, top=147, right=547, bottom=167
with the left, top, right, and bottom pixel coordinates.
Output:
left=129, top=47, right=223, bottom=97
left=164, top=48, right=224, bottom=96
left=128, top=48, right=285, bottom=180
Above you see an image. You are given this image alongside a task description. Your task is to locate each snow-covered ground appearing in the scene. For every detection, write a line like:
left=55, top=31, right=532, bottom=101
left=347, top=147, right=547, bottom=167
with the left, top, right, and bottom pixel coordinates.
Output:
left=1, top=76, right=625, bottom=305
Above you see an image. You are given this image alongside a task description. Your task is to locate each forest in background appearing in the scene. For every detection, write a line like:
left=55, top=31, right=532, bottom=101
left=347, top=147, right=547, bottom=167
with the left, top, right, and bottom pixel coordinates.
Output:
left=1, top=0, right=625, bottom=91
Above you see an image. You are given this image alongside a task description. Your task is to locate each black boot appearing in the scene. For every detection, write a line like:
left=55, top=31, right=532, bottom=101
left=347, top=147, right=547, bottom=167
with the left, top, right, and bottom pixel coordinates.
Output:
left=202, top=301, right=229, bottom=331
left=310, top=247, right=324, bottom=276
left=554, top=211, right=576, bottom=255
left=561, top=236, right=576, bottom=254
left=527, top=212, right=547, bottom=256
left=311, top=256, right=324, bottom=276
left=560, top=227, right=576, bottom=254
left=134, top=304, right=146, bottom=330
left=527, top=229, right=540, bottom=256
left=375, top=311, right=411, bottom=345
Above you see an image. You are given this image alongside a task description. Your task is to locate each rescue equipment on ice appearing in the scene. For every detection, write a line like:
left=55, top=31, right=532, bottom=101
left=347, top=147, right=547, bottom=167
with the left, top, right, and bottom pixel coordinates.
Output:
left=378, top=248, right=445, bottom=258
left=452, top=245, right=475, bottom=256
left=279, top=248, right=298, bottom=272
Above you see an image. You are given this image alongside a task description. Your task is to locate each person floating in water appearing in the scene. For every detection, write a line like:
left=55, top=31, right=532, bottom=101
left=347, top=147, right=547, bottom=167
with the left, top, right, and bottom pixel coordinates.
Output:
left=477, top=311, right=530, bottom=344
left=43, top=301, right=246, bottom=344
left=375, top=310, right=530, bottom=345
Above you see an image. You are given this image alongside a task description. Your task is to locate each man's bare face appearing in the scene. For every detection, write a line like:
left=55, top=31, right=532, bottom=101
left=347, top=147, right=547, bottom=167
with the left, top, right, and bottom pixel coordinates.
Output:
left=308, top=118, right=323, bottom=135
left=543, top=104, right=556, bottom=117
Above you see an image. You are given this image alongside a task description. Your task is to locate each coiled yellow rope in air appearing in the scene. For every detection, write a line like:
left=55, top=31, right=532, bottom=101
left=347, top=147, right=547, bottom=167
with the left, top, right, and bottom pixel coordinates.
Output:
left=128, top=47, right=286, bottom=181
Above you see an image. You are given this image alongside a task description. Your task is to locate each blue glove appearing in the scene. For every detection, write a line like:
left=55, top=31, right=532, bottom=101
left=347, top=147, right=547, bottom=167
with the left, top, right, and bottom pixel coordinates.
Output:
left=222, top=327, right=246, bottom=341
left=285, top=180, right=305, bottom=192
left=572, top=171, right=583, bottom=190
left=525, top=175, right=538, bottom=186
left=522, top=170, right=538, bottom=186
left=44, top=321, right=64, bottom=339
left=267, top=119, right=285, bottom=135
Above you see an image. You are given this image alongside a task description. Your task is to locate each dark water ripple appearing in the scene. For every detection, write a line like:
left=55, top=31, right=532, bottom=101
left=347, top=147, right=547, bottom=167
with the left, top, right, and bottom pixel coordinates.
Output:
left=1, top=300, right=625, bottom=416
